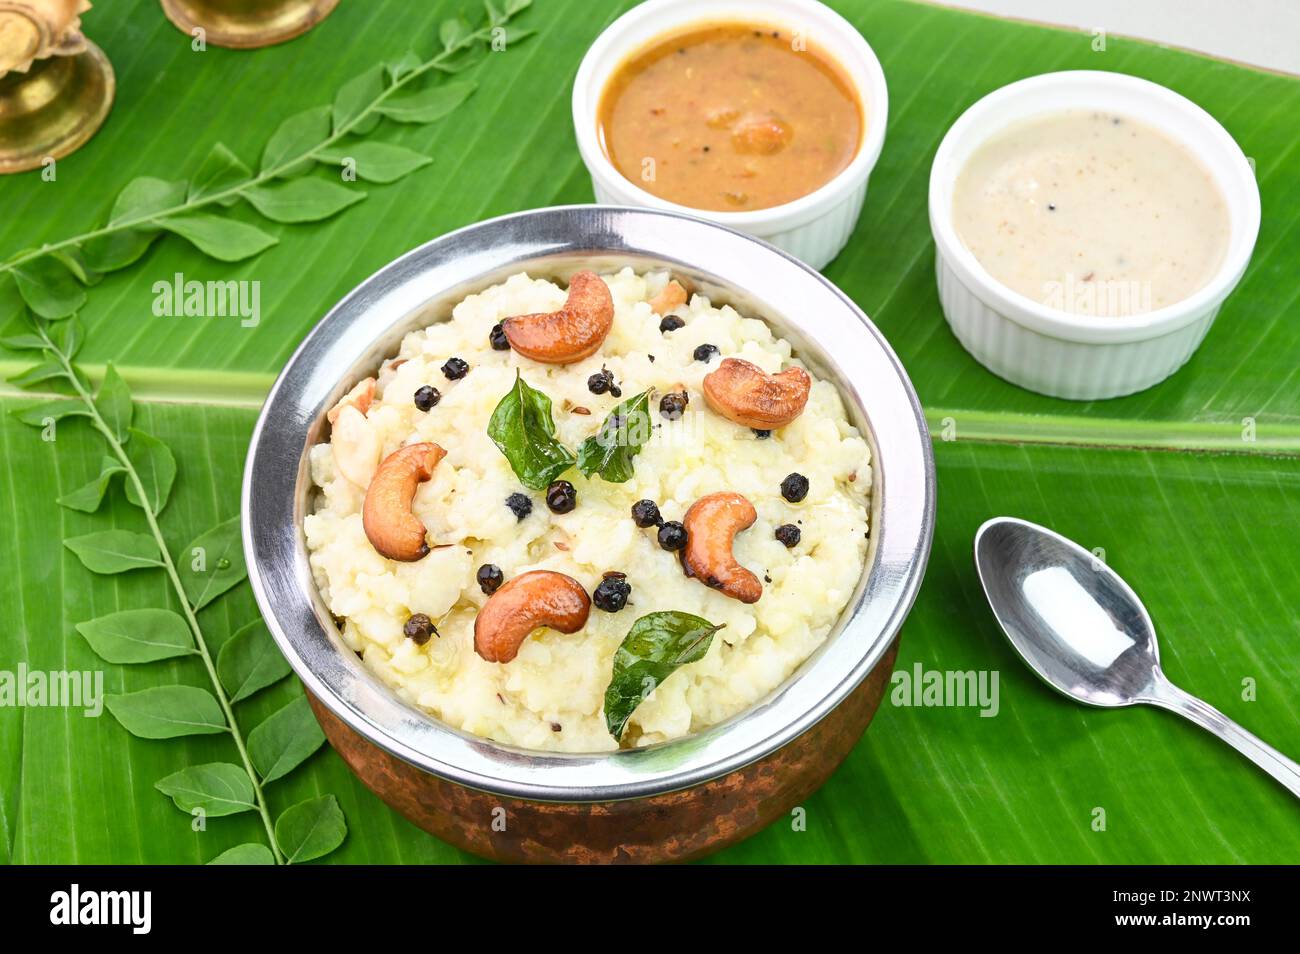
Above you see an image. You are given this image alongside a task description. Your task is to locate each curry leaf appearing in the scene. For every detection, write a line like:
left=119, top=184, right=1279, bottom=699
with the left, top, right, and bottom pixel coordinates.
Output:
left=58, top=456, right=125, bottom=512
left=157, top=213, right=279, bottom=262
left=604, top=611, right=724, bottom=740
left=49, top=248, right=99, bottom=286
left=261, top=105, right=331, bottom=176
left=332, top=64, right=385, bottom=134
left=123, top=428, right=176, bottom=514
left=76, top=608, right=195, bottom=664
left=50, top=315, right=83, bottom=357
left=156, top=763, right=255, bottom=817
left=12, top=254, right=83, bottom=319
left=96, top=363, right=133, bottom=443
left=433, top=43, right=487, bottom=75
left=487, top=371, right=576, bottom=490
left=376, top=81, right=476, bottom=123
left=64, top=530, right=162, bottom=574
left=0, top=330, right=48, bottom=351
left=179, top=516, right=247, bottom=610
left=217, top=619, right=291, bottom=702
left=439, top=16, right=472, bottom=50
left=249, top=695, right=326, bottom=783
left=80, top=230, right=158, bottom=272
left=385, top=50, right=422, bottom=82
left=189, top=143, right=251, bottom=206
left=577, top=388, right=654, bottom=483
left=275, top=795, right=347, bottom=863
left=315, top=142, right=431, bottom=183
left=208, top=843, right=275, bottom=865
left=8, top=361, right=68, bottom=388
left=244, top=179, right=366, bottom=224
left=107, top=177, right=188, bottom=228
left=12, top=399, right=88, bottom=426
left=105, top=686, right=227, bottom=739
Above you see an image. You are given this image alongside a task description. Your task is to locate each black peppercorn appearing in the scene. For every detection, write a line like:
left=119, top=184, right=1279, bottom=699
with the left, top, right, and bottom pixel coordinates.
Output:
left=775, top=524, right=801, bottom=548
left=657, top=520, right=687, bottom=551
left=506, top=493, right=532, bottom=520
left=476, top=564, right=504, bottom=595
left=413, top=385, right=441, bottom=411
left=489, top=323, right=510, bottom=351
left=781, top=472, right=809, bottom=503
left=403, top=613, right=437, bottom=645
left=546, top=479, right=577, bottom=514
left=587, top=366, right=620, bottom=397
left=693, top=343, right=719, bottom=362
left=441, top=357, right=469, bottom=380
left=631, top=499, right=662, bottom=528
left=592, top=576, right=631, bottom=612
left=752, top=428, right=771, bottom=440
left=659, top=315, right=685, bottom=333
left=659, top=391, right=689, bottom=420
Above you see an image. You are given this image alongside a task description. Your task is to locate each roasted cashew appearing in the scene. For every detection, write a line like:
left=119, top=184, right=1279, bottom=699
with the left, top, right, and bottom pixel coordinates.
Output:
left=682, top=492, right=762, bottom=604
left=702, top=357, right=811, bottom=430
left=362, top=442, right=446, bottom=561
left=474, top=570, right=591, bottom=663
left=647, top=279, right=688, bottom=315
left=502, top=270, right=614, bottom=364
left=326, top=376, right=376, bottom=425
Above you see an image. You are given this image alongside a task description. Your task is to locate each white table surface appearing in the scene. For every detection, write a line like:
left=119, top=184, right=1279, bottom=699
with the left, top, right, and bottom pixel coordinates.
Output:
left=935, top=0, right=1300, bottom=74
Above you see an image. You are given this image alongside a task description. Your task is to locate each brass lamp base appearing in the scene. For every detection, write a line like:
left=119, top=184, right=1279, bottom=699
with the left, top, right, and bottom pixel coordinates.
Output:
left=0, top=39, right=113, bottom=174
left=160, top=0, right=339, bottom=50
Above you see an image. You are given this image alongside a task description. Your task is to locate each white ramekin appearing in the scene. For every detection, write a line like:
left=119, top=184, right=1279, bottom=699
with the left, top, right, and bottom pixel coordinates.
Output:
left=929, top=71, right=1260, bottom=400
left=572, top=0, right=888, bottom=270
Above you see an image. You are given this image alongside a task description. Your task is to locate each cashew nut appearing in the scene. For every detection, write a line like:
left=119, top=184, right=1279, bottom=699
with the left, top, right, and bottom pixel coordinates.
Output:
left=473, top=570, right=591, bottom=663
left=702, top=357, right=811, bottom=430
left=502, top=270, right=614, bottom=364
left=682, top=492, right=763, bottom=604
left=330, top=405, right=382, bottom=488
left=647, top=279, right=688, bottom=315
left=326, top=376, right=375, bottom=425
left=362, top=442, right=446, bottom=561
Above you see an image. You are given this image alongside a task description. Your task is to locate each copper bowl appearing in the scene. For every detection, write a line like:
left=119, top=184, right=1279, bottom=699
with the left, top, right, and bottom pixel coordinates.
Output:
left=242, top=206, right=935, bottom=864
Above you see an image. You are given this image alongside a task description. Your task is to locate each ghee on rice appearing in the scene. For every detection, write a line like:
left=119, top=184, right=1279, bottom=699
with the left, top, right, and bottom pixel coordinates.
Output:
left=304, top=268, right=872, bottom=753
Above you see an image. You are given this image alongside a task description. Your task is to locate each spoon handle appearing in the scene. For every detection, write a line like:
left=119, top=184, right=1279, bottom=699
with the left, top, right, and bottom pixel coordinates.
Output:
left=1145, top=679, right=1300, bottom=799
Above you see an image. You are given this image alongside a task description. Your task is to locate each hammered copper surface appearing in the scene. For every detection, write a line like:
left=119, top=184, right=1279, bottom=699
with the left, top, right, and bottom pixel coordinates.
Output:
left=309, top=639, right=899, bottom=864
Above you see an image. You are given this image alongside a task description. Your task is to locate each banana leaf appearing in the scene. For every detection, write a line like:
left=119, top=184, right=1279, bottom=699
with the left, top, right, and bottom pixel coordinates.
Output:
left=1, top=0, right=1297, bottom=864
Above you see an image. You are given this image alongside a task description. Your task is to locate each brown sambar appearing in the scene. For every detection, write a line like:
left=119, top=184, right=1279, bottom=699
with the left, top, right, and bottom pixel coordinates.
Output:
left=597, top=23, right=863, bottom=212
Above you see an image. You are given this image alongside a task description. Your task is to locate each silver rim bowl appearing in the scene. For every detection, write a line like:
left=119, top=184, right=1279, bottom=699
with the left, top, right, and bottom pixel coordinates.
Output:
left=242, top=205, right=935, bottom=802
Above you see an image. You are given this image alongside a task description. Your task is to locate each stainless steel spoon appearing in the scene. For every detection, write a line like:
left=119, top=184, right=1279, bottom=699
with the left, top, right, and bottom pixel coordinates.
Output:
left=974, top=516, right=1300, bottom=799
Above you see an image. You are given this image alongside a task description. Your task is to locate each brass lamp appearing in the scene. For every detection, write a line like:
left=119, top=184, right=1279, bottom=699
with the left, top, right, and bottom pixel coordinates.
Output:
left=160, top=0, right=339, bottom=49
left=0, top=0, right=114, bottom=174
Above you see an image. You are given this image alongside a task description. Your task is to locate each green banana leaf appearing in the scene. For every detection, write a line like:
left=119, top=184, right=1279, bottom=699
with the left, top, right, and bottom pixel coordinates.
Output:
left=2, top=0, right=1297, bottom=864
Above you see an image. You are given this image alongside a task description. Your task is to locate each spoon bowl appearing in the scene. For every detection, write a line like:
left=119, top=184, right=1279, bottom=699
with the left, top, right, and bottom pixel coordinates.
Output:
left=974, top=516, right=1162, bottom=707
left=974, top=516, right=1300, bottom=800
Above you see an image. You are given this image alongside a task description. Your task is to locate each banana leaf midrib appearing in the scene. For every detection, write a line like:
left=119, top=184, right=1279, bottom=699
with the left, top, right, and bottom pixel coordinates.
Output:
left=4, top=374, right=1300, bottom=456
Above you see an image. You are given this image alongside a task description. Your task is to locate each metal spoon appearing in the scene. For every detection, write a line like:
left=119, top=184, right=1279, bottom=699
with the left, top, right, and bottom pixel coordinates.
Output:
left=974, top=516, right=1300, bottom=799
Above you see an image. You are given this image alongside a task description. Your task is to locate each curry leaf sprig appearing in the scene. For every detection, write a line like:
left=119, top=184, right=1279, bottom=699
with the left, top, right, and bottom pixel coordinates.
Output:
left=0, top=0, right=537, bottom=321
left=489, top=373, right=655, bottom=487
left=6, top=318, right=342, bottom=865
